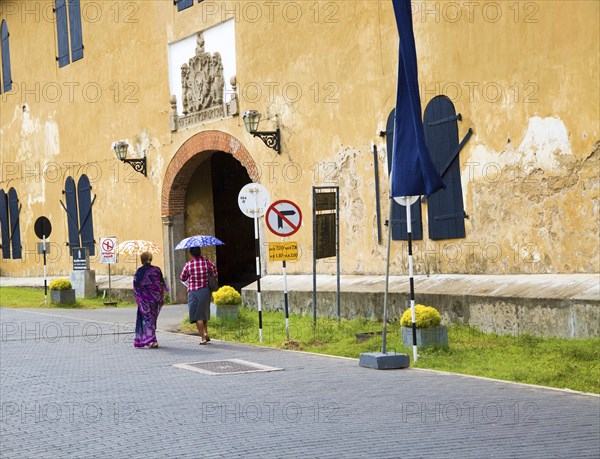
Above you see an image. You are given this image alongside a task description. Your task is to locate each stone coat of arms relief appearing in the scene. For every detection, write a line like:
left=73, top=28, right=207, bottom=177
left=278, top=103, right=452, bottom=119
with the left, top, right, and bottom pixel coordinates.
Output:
left=170, top=33, right=238, bottom=132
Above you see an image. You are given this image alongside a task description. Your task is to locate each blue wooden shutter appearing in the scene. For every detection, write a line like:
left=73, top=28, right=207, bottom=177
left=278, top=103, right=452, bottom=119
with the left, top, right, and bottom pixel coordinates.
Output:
left=0, top=190, right=10, bottom=259
left=77, top=175, right=95, bottom=256
left=1, top=20, right=12, bottom=92
left=55, top=0, right=70, bottom=67
left=68, top=0, right=84, bottom=62
left=63, top=176, right=81, bottom=251
left=385, top=108, right=423, bottom=240
left=7, top=188, right=21, bottom=259
left=175, top=0, right=193, bottom=11
left=424, top=96, right=466, bottom=239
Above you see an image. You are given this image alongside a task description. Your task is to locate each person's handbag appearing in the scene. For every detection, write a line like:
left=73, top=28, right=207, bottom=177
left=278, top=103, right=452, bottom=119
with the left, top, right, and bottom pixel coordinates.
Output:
left=207, top=270, right=218, bottom=292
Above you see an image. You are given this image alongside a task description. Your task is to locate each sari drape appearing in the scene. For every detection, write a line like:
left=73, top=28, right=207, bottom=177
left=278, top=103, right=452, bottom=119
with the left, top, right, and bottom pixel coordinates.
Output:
left=133, top=264, right=166, bottom=348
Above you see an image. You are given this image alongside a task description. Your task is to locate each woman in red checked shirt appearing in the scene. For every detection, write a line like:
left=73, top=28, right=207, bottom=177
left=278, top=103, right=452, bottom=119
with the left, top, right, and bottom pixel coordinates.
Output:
left=180, top=247, right=218, bottom=345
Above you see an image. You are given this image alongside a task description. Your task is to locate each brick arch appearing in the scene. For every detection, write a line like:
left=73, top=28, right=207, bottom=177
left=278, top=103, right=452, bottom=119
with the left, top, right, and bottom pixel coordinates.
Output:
left=161, top=130, right=259, bottom=216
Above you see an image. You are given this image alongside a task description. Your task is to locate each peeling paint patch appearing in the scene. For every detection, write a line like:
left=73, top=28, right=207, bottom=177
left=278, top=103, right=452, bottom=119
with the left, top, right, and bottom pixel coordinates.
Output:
left=517, top=116, right=572, bottom=171
left=20, top=106, right=41, bottom=137
left=44, top=119, right=60, bottom=157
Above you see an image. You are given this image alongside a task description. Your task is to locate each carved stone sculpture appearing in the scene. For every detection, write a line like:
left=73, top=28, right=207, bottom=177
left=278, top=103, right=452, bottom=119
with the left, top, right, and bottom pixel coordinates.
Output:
left=171, top=32, right=232, bottom=130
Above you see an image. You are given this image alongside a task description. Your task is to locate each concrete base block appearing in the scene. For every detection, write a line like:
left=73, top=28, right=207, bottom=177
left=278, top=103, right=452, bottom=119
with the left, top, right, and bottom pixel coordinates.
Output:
left=70, top=270, right=96, bottom=299
left=359, top=352, right=410, bottom=370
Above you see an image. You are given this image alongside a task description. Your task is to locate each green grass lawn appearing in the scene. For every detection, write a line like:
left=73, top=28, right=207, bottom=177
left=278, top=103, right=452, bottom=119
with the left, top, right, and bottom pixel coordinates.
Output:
left=0, top=287, right=136, bottom=309
left=181, top=306, right=600, bottom=394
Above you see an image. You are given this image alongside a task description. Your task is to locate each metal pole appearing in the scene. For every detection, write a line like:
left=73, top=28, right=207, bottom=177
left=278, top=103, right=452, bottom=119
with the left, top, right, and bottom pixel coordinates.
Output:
left=336, top=187, right=340, bottom=321
left=252, top=186, right=264, bottom=343
left=254, top=215, right=263, bottom=343
left=407, top=203, right=418, bottom=362
left=381, top=198, right=393, bottom=354
left=373, top=145, right=382, bottom=245
left=108, top=263, right=112, bottom=302
left=312, top=187, right=317, bottom=329
left=283, top=259, right=290, bottom=342
left=43, top=236, right=47, bottom=305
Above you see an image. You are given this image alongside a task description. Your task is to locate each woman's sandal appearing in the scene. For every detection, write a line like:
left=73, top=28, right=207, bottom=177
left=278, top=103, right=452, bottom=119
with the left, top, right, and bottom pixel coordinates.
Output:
left=149, top=343, right=159, bottom=348
left=205, top=336, right=210, bottom=343
left=199, top=340, right=207, bottom=345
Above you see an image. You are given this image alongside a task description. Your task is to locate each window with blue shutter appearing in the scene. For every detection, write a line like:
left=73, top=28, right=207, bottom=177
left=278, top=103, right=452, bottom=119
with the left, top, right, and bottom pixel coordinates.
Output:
left=0, top=189, right=10, bottom=259
left=423, top=96, right=472, bottom=240
left=55, top=0, right=84, bottom=67
left=175, top=0, right=193, bottom=11
left=7, top=188, right=21, bottom=259
left=0, top=188, right=22, bottom=259
left=1, top=20, right=12, bottom=93
left=55, top=0, right=70, bottom=67
left=68, top=0, right=84, bottom=62
left=384, top=108, right=423, bottom=241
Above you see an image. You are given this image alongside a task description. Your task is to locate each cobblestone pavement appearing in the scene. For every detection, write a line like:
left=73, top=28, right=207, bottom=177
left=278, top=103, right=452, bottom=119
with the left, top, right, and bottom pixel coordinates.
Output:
left=0, top=308, right=598, bottom=459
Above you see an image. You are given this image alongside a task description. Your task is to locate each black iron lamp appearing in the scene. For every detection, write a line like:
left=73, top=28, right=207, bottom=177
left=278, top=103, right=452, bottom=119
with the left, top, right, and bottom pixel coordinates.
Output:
left=113, top=141, right=147, bottom=176
left=242, top=110, right=281, bottom=154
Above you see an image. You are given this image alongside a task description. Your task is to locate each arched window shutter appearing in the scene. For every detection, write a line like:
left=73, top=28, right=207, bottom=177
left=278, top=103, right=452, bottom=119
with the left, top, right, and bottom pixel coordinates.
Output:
left=1, top=20, right=12, bottom=92
left=0, top=190, right=10, bottom=259
left=55, top=0, right=70, bottom=67
left=68, top=0, right=84, bottom=61
left=8, top=188, right=21, bottom=259
left=424, top=96, right=469, bottom=240
left=175, top=0, right=193, bottom=11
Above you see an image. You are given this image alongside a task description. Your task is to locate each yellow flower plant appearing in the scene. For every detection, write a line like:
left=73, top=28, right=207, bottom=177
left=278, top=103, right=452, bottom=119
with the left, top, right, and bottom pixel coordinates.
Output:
left=212, top=286, right=242, bottom=306
left=49, top=279, right=73, bottom=291
left=400, top=304, right=442, bottom=329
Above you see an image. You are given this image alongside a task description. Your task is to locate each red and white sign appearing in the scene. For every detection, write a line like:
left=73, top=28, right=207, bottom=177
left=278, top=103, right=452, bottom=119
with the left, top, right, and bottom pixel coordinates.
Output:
left=266, top=200, right=302, bottom=237
left=100, top=237, right=117, bottom=264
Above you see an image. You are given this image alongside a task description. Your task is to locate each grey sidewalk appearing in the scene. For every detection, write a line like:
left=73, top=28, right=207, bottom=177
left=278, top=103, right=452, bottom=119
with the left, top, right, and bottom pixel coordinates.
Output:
left=0, top=307, right=598, bottom=458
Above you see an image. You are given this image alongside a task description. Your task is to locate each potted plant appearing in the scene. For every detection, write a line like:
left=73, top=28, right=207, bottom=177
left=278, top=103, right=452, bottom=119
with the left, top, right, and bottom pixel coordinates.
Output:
left=211, top=285, right=242, bottom=319
left=401, top=304, right=448, bottom=348
left=49, top=278, right=76, bottom=305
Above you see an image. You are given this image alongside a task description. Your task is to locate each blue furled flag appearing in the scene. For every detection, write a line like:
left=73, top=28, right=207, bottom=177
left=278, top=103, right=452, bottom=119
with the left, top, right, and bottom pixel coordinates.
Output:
left=390, top=0, right=444, bottom=198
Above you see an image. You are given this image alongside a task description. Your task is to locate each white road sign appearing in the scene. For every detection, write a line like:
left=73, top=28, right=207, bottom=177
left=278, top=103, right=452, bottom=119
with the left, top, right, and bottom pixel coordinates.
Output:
left=266, top=200, right=303, bottom=237
left=238, top=183, right=271, bottom=218
left=100, top=237, right=117, bottom=264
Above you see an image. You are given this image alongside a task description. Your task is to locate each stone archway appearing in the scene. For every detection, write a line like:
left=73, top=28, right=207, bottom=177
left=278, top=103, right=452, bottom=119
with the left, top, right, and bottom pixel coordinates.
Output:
left=162, top=130, right=259, bottom=303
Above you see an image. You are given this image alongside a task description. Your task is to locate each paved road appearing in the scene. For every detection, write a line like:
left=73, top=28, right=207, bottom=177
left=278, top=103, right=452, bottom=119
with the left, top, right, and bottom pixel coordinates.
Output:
left=0, top=307, right=598, bottom=459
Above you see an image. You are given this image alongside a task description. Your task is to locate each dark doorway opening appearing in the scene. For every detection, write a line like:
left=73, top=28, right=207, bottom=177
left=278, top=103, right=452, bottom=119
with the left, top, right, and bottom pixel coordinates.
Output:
left=211, top=152, right=254, bottom=290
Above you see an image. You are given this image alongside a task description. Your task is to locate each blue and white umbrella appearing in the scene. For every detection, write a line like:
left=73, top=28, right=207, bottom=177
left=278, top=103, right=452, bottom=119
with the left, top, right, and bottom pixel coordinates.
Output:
left=174, top=235, right=224, bottom=250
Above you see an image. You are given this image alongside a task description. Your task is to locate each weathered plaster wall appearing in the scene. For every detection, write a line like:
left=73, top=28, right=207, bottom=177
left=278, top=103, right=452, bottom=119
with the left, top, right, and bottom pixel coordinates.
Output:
left=0, top=1, right=598, bottom=278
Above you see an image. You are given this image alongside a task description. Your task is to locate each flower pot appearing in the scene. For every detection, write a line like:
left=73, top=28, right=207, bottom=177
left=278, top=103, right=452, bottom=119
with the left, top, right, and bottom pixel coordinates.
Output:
left=402, top=325, right=448, bottom=348
left=210, top=303, right=239, bottom=319
left=50, top=289, right=76, bottom=305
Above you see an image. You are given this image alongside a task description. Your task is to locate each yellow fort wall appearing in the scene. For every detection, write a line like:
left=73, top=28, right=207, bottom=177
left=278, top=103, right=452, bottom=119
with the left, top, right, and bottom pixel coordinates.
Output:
left=0, top=0, right=598, bottom=278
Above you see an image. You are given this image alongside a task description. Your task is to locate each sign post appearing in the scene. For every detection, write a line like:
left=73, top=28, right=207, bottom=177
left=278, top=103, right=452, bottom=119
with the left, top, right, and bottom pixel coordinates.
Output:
left=394, top=196, right=419, bottom=362
left=312, top=187, right=340, bottom=325
left=266, top=200, right=302, bottom=342
left=34, top=217, right=52, bottom=305
left=100, top=237, right=118, bottom=306
left=238, top=183, right=270, bottom=343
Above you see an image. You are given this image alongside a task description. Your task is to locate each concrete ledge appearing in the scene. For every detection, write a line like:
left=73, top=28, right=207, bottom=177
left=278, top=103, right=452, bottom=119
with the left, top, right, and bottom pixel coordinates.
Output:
left=242, top=274, right=600, bottom=339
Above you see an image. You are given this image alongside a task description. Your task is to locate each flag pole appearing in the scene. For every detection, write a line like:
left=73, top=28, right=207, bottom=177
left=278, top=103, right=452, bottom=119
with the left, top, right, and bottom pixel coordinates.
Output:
left=406, top=202, right=418, bottom=362
left=381, top=197, right=393, bottom=354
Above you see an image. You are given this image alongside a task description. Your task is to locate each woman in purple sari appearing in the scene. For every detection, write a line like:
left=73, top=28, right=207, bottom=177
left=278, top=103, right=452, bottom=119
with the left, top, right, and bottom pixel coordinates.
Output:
left=133, top=251, right=167, bottom=348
